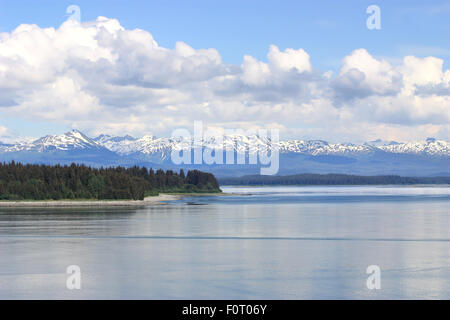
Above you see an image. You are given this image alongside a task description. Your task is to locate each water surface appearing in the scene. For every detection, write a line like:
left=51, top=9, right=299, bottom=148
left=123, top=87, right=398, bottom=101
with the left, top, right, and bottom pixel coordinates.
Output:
left=0, top=185, right=449, bottom=299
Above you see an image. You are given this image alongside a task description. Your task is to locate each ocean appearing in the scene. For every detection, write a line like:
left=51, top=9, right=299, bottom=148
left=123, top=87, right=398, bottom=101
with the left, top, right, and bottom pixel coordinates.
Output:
left=0, top=185, right=449, bottom=299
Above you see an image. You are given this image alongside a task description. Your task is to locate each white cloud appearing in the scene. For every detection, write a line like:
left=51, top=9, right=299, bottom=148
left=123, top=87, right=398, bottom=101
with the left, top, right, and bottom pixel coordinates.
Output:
left=0, top=17, right=448, bottom=142
left=241, top=55, right=271, bottom=86
left=401, top=55, right=446, bottom=94
left=0, top=125, right=19, bottom=143
left=0, top=126, right=9, bottom=137
left=334, top=48, right=402, bottom=97
left=267, top=44, right=312, bottom=73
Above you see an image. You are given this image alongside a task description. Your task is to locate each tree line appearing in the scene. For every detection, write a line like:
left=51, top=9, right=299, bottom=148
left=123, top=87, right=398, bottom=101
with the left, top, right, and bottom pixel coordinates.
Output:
left=0, top=162, right=221, bottom=201
left=219, top=173, right=450, bottom=186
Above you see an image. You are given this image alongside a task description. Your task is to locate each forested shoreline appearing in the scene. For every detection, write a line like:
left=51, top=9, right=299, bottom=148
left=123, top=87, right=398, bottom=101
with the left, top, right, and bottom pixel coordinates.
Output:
left=219, top=173, right=450, bottom=186
left=0, top=162, right=221, bottom=201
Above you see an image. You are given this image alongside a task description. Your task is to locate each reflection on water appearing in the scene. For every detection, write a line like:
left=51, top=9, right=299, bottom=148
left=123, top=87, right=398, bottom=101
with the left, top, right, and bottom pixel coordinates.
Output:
left=0, top=186, right=449, bottom=299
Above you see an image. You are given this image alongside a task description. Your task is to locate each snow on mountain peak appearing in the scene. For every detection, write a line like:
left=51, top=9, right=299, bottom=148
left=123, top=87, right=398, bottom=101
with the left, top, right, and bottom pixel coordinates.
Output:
left=90, top=133, right=449, bottom=157
left=3, top=130, right=102, bottom=152
left=367, top=139, right=400, bottom=147
left=377, top=138, right=449, bottom=156
left=0, top=130, right=448, bottom=157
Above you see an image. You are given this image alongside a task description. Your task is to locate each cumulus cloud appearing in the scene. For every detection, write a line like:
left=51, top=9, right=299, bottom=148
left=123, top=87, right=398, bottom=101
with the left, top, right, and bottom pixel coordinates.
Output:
left=332, top=49, right=402, bottom=98
left=0, top=126, right=8, bottom=137
left=0, top=17, right=449, bottom=142
left=0, top=125, right=16, bottom=143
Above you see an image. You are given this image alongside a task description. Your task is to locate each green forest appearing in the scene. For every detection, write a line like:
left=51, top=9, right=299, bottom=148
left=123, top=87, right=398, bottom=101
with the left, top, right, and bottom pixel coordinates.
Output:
left=219, top=173, right=450, bottom=186
left=0, top=162, right=221, bottom=201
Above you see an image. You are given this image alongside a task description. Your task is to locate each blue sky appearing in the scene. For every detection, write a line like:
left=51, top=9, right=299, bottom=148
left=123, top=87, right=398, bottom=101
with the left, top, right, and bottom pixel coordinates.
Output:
left=0, top=0, right=449, bottom=141
left=1, top=0, right=449, bottom=69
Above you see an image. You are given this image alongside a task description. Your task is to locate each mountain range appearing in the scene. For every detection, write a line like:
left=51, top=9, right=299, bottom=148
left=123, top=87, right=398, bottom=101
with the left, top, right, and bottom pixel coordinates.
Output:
left=0, top=130, right=448, bottom=177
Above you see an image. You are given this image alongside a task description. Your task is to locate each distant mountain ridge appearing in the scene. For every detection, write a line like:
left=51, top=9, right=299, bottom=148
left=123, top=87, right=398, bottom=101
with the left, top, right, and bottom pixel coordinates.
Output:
left=5, top=130, right=104, bottom=152
left=92, top=132, right=449, bottom=157
left=0, top=130, right=449, bottom=177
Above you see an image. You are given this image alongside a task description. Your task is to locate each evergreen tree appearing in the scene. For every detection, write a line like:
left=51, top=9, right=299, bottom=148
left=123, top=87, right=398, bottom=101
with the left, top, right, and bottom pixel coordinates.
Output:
left=0, top=162, right=221, bottom=200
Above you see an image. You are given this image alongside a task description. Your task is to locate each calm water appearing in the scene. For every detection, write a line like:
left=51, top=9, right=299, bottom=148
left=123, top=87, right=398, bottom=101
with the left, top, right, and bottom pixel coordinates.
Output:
left=0, top=185, right=449, bottom=299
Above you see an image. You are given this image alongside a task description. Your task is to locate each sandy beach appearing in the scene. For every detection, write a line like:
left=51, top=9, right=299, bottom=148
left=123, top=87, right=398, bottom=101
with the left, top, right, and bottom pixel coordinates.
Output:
left=0, top=194, right=184, bottom=207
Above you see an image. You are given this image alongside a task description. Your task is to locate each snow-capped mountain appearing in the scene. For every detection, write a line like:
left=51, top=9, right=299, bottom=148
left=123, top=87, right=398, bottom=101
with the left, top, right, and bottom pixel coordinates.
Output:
left=377, top=138, right=449, bottom=156
left=93, top=133, right=275, bottom=157
left=0, top=141, right=11, bottom=147
left=278, top=140, right=377, bottom=155
left=1, top=130, right=448, bottom=157
left=366, top=139, right=401, bottom=147
left=3, top=130, right=104, bottom=152
left=94, top=134, right=192, bottom=158
left=92, top=133, right=449, bottom=157
left=0, top=130, right=119, bottom=167
left=0, top=130, right=448, bottom=176
left=278, top=138, right=449, bottom=156
left=93, top=134, right=138, bottom=154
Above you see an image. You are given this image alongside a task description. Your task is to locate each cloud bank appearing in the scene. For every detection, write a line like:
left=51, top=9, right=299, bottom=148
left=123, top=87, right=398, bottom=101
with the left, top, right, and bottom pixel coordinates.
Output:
left=0, top=17, right=449, bottom=142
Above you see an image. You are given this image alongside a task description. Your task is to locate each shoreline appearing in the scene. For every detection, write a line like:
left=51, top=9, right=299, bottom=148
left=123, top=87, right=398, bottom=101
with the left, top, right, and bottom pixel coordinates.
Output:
left=0, top=194, right=186, bottom=207
left=0, top=192, right=242, bottom=208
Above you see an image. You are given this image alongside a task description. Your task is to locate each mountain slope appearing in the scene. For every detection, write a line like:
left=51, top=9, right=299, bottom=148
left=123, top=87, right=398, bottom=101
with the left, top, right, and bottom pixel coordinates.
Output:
left=93, top=134, right=449, bottom=157
left=0, top=130, right=120, bottom=166
left=0, top=130, right=448, bottom=176
left=4, top=130, right=104, bottom=152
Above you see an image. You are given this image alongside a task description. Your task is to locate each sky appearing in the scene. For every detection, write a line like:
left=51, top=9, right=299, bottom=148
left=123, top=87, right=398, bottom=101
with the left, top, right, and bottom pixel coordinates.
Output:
left=0, top=0, right=449, bottom=142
